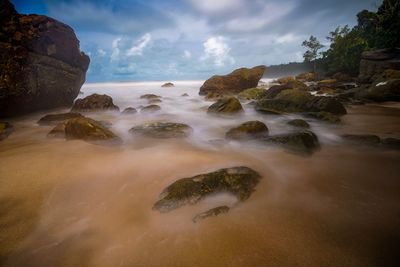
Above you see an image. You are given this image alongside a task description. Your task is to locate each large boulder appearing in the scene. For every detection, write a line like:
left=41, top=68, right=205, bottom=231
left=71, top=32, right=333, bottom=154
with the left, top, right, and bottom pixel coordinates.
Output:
left=207, top=97, right=244, bottom=115
left=0, top=0, right=90, bottom=118
left=64, top=117, right=120, bottom=143
left=358, top=49, right=400, bottom=83
left=71, top=94, right=119, bottom=112
left=153, top=166, right=261, bottom=212
left=199, top=65, right=266, bottom=95
left=356, top=79, right=400, bottom=102
left=225, top=121, right=269, bottom=140
left=129, top=122, right=192, bottom=138
left=0, top=122, right=13, bottom=141
left=262, top=131, right=320, bottom=155
left=237, top=87, right=266, bottom=100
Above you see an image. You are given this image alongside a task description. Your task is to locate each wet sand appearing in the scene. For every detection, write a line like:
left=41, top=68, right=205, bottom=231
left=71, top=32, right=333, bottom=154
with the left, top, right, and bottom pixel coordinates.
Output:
left=0, top=83, right=399, bottom=267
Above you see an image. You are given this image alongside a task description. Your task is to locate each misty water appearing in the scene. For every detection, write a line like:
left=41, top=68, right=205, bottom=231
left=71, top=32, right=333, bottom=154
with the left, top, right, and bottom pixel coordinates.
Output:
left=1, top=80, right=400, bottom=266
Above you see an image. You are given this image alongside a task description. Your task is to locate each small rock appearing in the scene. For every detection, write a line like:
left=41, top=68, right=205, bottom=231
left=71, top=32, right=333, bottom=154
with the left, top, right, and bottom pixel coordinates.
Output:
left=148, top=98, right=162, bottom=104
left=287, top=119, right=310, bottom=129
left=341, top=134, right=381, bottom=146
left=141, top=105, right=161, bottom=113
left=0, top=122, right=14, bottom=141
left=226, top=121, right=268, bottom=140
left=181, top=93, right=189, bottom=97
left=161, top=82, right=174, bottom=87
left=192, top=206, right=230, bottom=223
left=129, top=122, right=192, bottom=138
left=140, top=94, right=161, bottom=99
left=207, top=97, right=244, bottom=115
left=71, top=94, right=119, bottom=112
left=262, top=130, right=320, bottom=155
left=122, top=107, right=137, bottom=114
left=37, top=112, right=83, bottom=125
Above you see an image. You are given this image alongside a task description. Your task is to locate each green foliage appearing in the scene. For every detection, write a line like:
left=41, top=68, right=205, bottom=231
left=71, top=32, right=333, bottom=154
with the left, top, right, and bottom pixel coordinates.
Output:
left=301, top=35, right=324, bottom=73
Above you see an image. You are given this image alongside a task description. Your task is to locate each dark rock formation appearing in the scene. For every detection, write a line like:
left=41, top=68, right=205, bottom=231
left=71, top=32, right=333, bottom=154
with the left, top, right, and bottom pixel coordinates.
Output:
left=295, top=72, right=316, bottom=82
left=140, top=94, right=161, bottom=99
left=153, top=166, right=261, bottom=212
left=358, top=49, right=400, bottom=84
left=71, top=94, right=119, bottom=112
left=0, top=0, right=90, bottom=118
left=161, top=82, right=174, bottom=87
left=37, top=112, right=83, bottom=125
left=192, top=206, right=230, bottom=223
left=225, top=121, right=269, bottom=140
left=122, top=107, right=137, bottom=114
left=140, top=104, right=161, bottom=113
left=207, top=97, right=243, bottom=115
left=199, top=65, right=266, bottom=95
left=341, top=134, right=400, bottom=150
left=262, top=131, right=320, bottom=155
left=0, top=122, right=13, bottom=140
left=287, top=119, right=310, bottom=129
left=356, top=79, right=400, bottom=102
left=129, top=122, right=192, bottom=138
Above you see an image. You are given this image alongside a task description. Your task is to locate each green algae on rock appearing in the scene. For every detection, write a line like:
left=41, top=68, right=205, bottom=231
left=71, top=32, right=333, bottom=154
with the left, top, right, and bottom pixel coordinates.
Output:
left=129, top=122, right=192, bottom=138
left=262, top=130, right=320, bottom=155
left=287, top=119, right=310, bottom=129
left=207, top=97, right=244, bottom=115
left=237, top=88, right=266, bottom=100
left=226, top=121, right=269, bottom=140
left=153, top=166, right=262, bottom=212
left=71, top=94, right=120, bottom=112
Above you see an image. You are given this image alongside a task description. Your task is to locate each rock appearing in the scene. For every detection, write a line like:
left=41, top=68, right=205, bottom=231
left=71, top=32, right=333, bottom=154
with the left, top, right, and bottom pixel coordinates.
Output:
left=317, top=79, right=339, bottom=88
left=140, top=94, right=161, bottom=99
left=0, top=0, right=89, bottom=118
left=199, top=65, right=266, bottom=95
left=122, top=107, right=137, bottom=114
left=356, top=79, right=400, bottom=102
left=0, top=122, right=13, bottom=141
left=148, top=98, right=162, bottom=104
left=332, top=72, right=354, bottom=82
left=161, top=82, right=174, bottom=87
left=226, top=121, right=269, bottom=140
left=37, top=112, right=83, bottom=125
left=237, top=88, right=266, bottom=100
left=153, top=166, right=261, bottom=212
left=192, top=206, right=230, bottom=223
left=140, top=105, right=161, bottom=113
left=129, top=122, right=192, bottom=138
left=71, top=94, right=119, bottom=112
left=316, top=87, right=339, bottom=95
left=49, top=117, right=120, bottom=143
left=372, top=69, right=400, bottom=83
left=207, top=97, right=244, bottom=115
left=358, top=48, right=400, bottom=83
left=304, top=112, right=341, bottom=123
left=296, top=72, right=316, bottom=82
left=261, top=84, right=292, bottom=99
left=304, top=96, right=347, bottom=115
left=262, top=131, right=320, bottom=155
left=341, top=134, right=381, bottom=146
left=277, top=76, right=295, bottom=84
left=381, top=138, right=400, bottom=150
left=287, top=119, right=310, bottom=129
left=205, top=92, right=225, bottom=101
left=181, top=93, right=189, bottom=97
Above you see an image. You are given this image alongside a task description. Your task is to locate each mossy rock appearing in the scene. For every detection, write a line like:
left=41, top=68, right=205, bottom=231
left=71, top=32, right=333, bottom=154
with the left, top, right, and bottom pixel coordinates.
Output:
left=262, top=130, right=320, bottom=155
left=207, top=97, right=244, bottom=115
left=71, top=94, right=120, bottom=112
left=304, top=96, right=347, bottom=115
left=37, top=112, right=83, bottom=125
left=192, top=206, right=230, bottom=223
left=122, top=107, right=137, bottom=114
left=148, top=98, right=162, bottom=104
left=129, top=122, right=192, bottom=138
left=140, top=94, right=161, bottom=99
left=296, top=72, right=316, bottom=82
left=317, top=79, right=339, bottom=88
left=181, top=93, right=189, bottom=97
left=287, top=119, right=310, bottom=129
left=277, top=76, right=295, bottom=84
left=153, top=166, right=261, bottom=212
left=226, top=121, right=268, bottom=140
left=205, top=92, right=225, bottom=101
left=237, top=88, right=266, bottom=100
left=304, top=112, right=341, bottom=123
left=141, top=105, right=161, bottom=113
left=276, top=89, right=312, bottom=105
left=0, top=122, right=13, bottom=141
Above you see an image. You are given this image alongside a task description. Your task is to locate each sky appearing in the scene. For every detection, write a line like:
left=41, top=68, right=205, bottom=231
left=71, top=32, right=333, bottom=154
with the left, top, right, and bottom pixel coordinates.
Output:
left=13, top=0, right=382, bottom=82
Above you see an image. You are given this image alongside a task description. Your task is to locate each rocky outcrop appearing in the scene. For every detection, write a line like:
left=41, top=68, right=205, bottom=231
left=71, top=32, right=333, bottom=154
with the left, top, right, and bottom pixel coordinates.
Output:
left=207, top=97, right=244, bottom=115
left=153, top=166, right=261, bottom=213
left=358, top=49, right=400, bottom=84
left=225, top=121, right=269, bottom=140
left=355, top=79, right=400, bottom=102
left=199, top=65, right=266, bottom=95
left=37, top=112, right=83, bottom=125
left=129, top=122, right=192, bottom=138
left=71, top=94, right=119, bottom=112
left=0, top=122, right=13, bottom=141
left=192, top=206, right=230, bottom=223
left=0, top=0, right=90, bottom=118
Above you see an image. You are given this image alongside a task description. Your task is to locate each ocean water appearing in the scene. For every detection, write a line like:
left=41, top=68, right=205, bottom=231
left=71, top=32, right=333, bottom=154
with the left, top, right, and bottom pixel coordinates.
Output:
left=0, top=80, right=400, bottom=267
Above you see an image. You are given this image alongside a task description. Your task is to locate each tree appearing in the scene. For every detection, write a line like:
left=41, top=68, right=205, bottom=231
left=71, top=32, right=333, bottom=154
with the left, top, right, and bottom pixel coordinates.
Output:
left=302, top=35, right=324, bottom=73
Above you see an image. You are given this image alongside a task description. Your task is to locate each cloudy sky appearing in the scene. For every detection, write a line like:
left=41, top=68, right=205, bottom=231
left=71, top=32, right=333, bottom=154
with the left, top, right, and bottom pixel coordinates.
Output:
left=13, top=0, right=381, bottom=82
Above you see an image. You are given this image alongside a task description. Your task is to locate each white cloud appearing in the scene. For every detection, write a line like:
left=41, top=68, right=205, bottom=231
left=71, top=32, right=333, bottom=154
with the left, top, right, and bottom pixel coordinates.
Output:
left=202, top=36, right=234, bottom=67
left=187, top=0, right=244, bottom=14
left=97, top=49, right=106, bottom=56
left=127, top=33, right=152, bottom=56
left=183, top=50, right=192, bottom=59
left=111, top=37, right=122, bottom=61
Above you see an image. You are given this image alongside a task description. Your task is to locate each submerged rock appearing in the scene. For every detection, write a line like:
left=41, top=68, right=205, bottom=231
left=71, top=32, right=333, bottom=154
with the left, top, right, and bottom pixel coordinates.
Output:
left=0, top=0, right=90, bottom=118
left=207, top=97, right=244, bottom=115
left=122, top=107, right=137, bottom=114
left=199, top=65, right=266, bottom=95
left=341, top=134, right=381, bottom=146
left=0, top=122, right=14, bottom=141
left=192, top=206, right=230, bottom=223
left=71, top=94, right=119, bottom=112
left=262, top=131, right=320, bottom=155
left=181, top=93, right=189, bottom=97
left=148, top=98, right=162, bottom=104
left=226, top=121, right=269, bottom=140
left=37, top=112, right=83, bottom=125
left=237, top=88, right=266, bottom=100
left=153, top=166, right=261, bottom=212
left=140, top=94, right=161, bottom=99
left=304, top=112, right=341, bottom=123
left=161, top=82, right=174, bottom=87
left=287, top=119, right=310, bottom=129
left=129, top=122, right=192, bottom=138
left=140, top=104, right=161, bottom=113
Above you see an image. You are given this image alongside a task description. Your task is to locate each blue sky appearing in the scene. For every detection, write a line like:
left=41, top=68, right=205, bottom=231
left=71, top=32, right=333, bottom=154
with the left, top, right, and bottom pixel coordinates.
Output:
left=13, top=0, right=381, bottom=82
